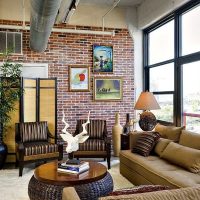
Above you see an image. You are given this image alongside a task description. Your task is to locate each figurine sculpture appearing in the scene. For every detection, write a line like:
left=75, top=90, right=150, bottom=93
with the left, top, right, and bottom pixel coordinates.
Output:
left=60, top=111, right=90, bottom=153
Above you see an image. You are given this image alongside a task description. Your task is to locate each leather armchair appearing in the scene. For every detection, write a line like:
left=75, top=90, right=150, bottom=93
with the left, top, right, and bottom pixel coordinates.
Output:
left=15, top=121, right=63, bottom=176
left=73, top=119, right=111, bottom=169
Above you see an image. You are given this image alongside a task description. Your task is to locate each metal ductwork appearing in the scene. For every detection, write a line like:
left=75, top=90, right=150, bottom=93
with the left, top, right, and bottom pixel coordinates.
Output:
left=30, top=0, right=62, bottom=52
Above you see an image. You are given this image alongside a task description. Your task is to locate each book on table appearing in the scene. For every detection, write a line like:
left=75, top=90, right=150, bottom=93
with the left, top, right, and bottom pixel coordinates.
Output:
left=57, top=161, right=89, bottom=174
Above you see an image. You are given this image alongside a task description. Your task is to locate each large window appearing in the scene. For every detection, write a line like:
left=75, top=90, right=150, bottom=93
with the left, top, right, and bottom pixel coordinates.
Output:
left=182, top=61, right=200, bottom=132
left=144, top=1, right=200, bottom=131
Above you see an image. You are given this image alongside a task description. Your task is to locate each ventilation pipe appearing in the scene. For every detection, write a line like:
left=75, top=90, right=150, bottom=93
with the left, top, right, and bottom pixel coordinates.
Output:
left=30, top=0, right=62, bottom=52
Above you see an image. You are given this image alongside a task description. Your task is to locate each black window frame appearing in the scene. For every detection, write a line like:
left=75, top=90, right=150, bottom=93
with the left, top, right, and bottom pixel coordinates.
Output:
left=143, top=0, right=200, bottom=126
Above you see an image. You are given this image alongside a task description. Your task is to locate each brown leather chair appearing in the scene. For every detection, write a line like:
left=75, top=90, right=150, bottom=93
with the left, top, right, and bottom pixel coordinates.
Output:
left=15, top=121, right=63, bottom=176
left=72, top=119, right=111, bottom=169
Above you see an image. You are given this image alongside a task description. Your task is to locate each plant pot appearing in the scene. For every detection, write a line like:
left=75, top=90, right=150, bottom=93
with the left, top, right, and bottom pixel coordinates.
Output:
left=0, top=141, right=7, bottom=169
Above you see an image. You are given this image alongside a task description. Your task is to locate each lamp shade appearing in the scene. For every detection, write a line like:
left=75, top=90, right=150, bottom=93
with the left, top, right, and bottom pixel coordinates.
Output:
left=134, top=91, right=160, bottom=111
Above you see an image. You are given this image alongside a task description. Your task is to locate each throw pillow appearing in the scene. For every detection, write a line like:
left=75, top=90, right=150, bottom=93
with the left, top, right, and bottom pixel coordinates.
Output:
left=161, top=142, right=200, bottom=173
left=108, top=185, right=170, bottom=196
left=132, top=132, right=160, bottom=157
left=155, top=123, right=185, bottom=142
left=179, top=130, right=200, bottom=150
left=154, top=138, right=172, bottom=156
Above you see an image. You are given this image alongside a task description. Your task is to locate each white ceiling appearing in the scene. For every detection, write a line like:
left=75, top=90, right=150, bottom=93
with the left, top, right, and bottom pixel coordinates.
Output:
left=79, top=0, right=144, bottom=7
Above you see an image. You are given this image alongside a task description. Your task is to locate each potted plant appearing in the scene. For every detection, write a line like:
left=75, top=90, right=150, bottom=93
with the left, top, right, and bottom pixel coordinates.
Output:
left=0, top=51, right=22, bottom=169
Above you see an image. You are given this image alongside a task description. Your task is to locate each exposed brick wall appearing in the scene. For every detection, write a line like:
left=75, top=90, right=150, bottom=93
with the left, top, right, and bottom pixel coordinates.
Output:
left=0, top=20, right=135, bottom=146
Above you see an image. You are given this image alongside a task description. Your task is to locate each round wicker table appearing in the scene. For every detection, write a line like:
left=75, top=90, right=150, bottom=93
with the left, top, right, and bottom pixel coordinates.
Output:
left=28, top=161, right=113, bottom=200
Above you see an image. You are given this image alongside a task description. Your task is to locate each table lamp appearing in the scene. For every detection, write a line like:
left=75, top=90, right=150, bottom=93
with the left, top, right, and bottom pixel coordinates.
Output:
left=134, top=91, right=160, bottom=131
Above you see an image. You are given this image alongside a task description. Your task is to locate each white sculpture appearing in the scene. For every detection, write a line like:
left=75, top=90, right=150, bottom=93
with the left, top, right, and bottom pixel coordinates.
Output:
left=60, top=111, right=90, bottom=153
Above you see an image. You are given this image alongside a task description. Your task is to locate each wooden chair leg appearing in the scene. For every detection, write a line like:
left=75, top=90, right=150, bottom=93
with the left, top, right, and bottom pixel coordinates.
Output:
left=107, top=156, right=111, bottom=169
left=15, top=159, right=19, bottom=168
left=19, top=162, right=24, bottom=177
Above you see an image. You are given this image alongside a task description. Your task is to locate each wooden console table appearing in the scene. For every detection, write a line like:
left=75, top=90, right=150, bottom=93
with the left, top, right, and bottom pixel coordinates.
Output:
left=121, top=134, right=130, bottom=150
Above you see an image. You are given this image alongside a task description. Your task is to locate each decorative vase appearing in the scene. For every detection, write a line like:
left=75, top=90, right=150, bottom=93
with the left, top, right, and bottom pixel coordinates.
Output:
left=0, top=141, right=7, bottom=169
left=112, top=112, right=123, bottom=157
left=123, top=113, right=130, bottom=135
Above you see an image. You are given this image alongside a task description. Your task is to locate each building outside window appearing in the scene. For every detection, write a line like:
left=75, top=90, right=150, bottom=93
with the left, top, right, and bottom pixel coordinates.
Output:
left=143, top=1, right=200, bottom=132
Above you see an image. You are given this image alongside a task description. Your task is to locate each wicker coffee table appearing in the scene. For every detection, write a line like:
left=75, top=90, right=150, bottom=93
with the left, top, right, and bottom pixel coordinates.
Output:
left=28, top=161, right=113, bottom=200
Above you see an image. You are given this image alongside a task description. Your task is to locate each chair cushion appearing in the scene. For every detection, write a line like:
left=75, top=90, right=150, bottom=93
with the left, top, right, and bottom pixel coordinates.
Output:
left=155, top=123, right=185, bottom=142
left=161, top=142, right=200, bottom=173
left=77, top=120, right=105, bottom=139
left=20, top=121, right=48, bottom=142
left=132, top=132, right=160, bottom=157
left=78, top=139, right=106, bottom=151
left=24, top=142, right=58, bottom=156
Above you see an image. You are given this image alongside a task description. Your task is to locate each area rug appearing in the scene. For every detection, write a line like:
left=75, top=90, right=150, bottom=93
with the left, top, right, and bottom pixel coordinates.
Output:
left=0, top=159, right=133, bottom=200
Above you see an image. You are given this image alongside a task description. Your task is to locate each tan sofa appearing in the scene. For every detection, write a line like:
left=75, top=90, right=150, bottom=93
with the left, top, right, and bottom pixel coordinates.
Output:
left=120, top=129, right=200, bottom=188
left=62, top=185, right=200, bottom=200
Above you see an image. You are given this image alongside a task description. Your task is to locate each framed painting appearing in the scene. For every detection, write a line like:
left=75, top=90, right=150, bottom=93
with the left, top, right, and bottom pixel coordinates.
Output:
left=93, top=44, right=113, bottom=73
left=69, top=66, right=90, bottom=92
left=93, top=77, right=123, bottom=101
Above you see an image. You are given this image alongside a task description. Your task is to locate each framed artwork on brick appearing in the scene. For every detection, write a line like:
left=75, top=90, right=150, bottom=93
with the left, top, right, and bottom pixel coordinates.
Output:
left=93, top=44, right=113, bottom=73
left=69, top=66, right=90, bottom=92
left=93, top=77, right=123, bottom=101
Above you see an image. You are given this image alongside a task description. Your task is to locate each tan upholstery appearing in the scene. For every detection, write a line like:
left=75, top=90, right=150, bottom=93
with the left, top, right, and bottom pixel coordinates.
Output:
left=154, top=138, right=171, bottom=156
left=155, top=124, right=185, bottom=142
left=15, top=121, right=63, bottom=176
left=120, top=131, right=200, bottom=188
left=73, top=119, right=111, bottom=169
left=161, top=142, right=200, bottom=173
left=179, top=130, right=200, bottom=150
left=62, top=186, right=200, bottom=200
left=120, top=150, right=200, bottom=188
left=62, top=187, right=80, bottom=200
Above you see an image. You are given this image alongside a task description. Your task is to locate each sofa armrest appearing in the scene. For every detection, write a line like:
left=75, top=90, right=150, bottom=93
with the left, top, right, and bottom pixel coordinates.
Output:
left=62, top=187, right=80, bottom=200
left=129, top=132, right=141, bottom=149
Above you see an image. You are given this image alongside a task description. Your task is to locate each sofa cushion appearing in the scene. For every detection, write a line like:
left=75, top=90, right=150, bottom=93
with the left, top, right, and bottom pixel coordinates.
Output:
left=179, top=130, right=200, bottom=150
left=154, top=138, right=172, bottom=156
left=161, top=142, right=200, bottom=173
left=132, top=132, right=160, bottom=157
left=108, top=185, right=170, bottom=196
left=155, top=124, right=185, bottom=142
left=120, top=150, right=200, bottom=188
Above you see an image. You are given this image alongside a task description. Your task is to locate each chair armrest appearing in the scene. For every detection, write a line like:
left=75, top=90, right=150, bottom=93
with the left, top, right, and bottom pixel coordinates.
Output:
left=105, top=137, right=111, bottom=145
left=62, top=187, right=80, bottom=200
left=16, top=142, right=25, bottom=161
left=48, top=133, right=56, bottom=139
left=16, top=142, right=24, bottom=151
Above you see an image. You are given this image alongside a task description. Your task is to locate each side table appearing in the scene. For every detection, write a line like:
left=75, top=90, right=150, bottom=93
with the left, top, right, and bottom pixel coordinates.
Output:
left=121, top=134, right=130, bottom=150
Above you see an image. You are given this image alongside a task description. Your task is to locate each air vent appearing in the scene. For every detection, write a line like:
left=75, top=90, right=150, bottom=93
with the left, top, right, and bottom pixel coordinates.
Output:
left=0, top=31, right=22, bottom=54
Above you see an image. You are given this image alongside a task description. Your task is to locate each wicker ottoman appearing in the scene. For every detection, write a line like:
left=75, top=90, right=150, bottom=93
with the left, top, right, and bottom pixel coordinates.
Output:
left=28, top=161, right=113, bottom=200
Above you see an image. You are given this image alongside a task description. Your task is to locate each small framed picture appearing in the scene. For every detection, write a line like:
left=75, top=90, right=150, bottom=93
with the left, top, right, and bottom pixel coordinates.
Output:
left=93, top=77, right=123, bottom=101
left=93, top=44, right=113, bottom=73
left=69, top=66, right=90, bottom=92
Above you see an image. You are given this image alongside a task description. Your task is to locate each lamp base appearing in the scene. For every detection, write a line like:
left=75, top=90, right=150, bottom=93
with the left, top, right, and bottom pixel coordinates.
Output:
left=139, top=111, right=157, bottom=131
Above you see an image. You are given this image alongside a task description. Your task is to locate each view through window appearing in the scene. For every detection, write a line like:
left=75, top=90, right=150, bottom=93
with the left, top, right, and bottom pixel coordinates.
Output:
left=144, top=1, right=200, bottom=132
left=182, top=61, right=200, bottom=132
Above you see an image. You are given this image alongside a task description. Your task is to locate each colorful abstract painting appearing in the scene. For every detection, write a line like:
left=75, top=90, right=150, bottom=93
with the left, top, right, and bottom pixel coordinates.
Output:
left=69, top=66, right=90, bottom=91
left=94, top=77, right=122, bottom=101
left=93, top=45, right=113, bottom=73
